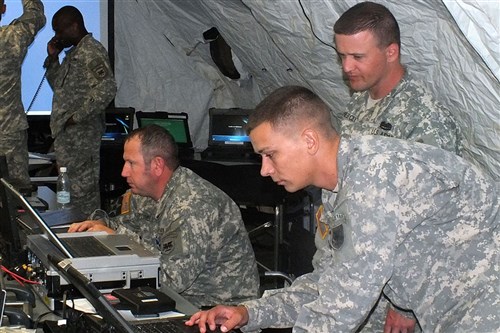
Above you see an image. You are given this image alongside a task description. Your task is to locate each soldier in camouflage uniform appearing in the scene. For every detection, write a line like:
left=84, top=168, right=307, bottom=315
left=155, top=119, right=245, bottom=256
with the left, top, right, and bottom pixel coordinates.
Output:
left=0, top=0, right=45, bottom=187
left=314, top=3, right=465, bottom=331
left=187, top=86, right=498, bottom=333
left=45, top=6, right=116, bottom=215
left=68, top=125, right=260, bottom=308
left=335, top=2, right=462, bottom=156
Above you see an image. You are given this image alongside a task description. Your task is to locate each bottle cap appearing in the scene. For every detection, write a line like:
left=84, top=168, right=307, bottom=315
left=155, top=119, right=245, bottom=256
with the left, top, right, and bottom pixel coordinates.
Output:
left=59, top=166, right=67, bottom=173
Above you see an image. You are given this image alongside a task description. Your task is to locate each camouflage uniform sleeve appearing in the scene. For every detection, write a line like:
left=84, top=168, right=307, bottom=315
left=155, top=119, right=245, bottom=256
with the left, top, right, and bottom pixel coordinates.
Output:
left=107, top=188, right=215, bottom=294
left=155, top=201, right=214, bottom=294
left=11, top=0, right=46, bottom=48
left=108, top=192, right=143, bottom=241
left=71, top=44, right=116, bottom=122
left=44, top=56, right=61, bottom=88
left=406, top=104, right=463, bottom=156
left=240, top=271, right=322, bottom=332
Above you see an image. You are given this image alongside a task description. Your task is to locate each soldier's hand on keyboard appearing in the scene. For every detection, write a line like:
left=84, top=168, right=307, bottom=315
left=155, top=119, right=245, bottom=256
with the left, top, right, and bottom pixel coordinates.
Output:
left=68, top=220, right=115, bottom=234
left=186, top=305, right=249, bottom=333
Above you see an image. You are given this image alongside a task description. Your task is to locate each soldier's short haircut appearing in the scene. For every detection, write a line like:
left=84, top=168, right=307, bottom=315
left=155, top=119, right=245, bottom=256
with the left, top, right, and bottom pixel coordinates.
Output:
left=247, top=85, right=335, bottom=138
left=127, top=125, right=179, bottom=171
left=334, top=1, right=400, bottom=49
left=53, top=5, right=85, bottom=29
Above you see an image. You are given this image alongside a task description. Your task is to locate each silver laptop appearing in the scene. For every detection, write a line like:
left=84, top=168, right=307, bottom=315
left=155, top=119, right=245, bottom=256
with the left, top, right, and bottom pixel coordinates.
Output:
left=0, top=178, right=152, bottom=259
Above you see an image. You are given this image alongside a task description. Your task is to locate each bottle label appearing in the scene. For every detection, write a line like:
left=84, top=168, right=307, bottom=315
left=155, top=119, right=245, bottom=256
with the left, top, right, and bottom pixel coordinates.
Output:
left=57, top=191, right=70, bottom=204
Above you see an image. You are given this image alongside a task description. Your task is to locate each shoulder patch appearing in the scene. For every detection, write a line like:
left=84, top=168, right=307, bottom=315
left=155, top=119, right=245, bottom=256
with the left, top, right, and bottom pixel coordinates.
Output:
left=89, top=58, right=109, bottom=79
left=120, top=191, right=132, bottom=215
left=316, top=205, right=329, bottom=239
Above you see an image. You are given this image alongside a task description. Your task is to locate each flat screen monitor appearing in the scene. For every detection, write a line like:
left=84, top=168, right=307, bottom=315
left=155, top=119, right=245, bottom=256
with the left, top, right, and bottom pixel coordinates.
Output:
left=103, top=107, right=135, bottom=135
left=135, top=111, right=193, bottom=151
left=140, top=118, right=189, bottom=144
left=208, top=108, right=252, bottom=147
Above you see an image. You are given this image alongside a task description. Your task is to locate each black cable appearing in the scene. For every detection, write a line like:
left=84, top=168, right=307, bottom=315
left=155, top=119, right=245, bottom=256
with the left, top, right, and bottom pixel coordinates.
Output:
left=298, top=0, right=337, bottom=52
left=25, top=71, right=47, bottom=114
left=33, top=310, right=56, bottom=329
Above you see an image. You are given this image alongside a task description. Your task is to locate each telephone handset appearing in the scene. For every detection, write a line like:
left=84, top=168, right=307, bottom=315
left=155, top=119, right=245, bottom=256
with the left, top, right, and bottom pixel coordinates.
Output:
left=48, top=37, right=64, bottom=53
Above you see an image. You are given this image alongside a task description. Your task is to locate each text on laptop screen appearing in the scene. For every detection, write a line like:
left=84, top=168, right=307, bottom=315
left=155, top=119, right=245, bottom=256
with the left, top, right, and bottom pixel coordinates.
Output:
left=211, top=114, right=251, bottom=143
left=104, top=108, right=135, bottom=135
left=140, top=118, right=189, bottom=144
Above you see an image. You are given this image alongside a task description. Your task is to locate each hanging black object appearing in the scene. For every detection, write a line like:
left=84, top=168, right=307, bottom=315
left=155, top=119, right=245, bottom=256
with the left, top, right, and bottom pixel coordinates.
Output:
left=203, top=27, right=241, bottom=80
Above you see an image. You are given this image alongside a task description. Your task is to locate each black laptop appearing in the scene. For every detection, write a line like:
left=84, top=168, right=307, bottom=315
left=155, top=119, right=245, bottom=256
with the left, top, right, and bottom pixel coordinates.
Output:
left=135, top=111, right=194, bottom=160
left=48, top=254, right=230, bottom=333
left=102, top=107, right=135, bottom=143
left=201, top=108, right=259, bottom=162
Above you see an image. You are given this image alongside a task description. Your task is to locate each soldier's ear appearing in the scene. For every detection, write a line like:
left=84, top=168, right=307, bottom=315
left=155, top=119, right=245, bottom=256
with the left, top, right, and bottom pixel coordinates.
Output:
left=302, top=128, right=319, bottom=155
left=386, top=43, right=399, bottom=63
left=150, top=156, right=165, bottom=176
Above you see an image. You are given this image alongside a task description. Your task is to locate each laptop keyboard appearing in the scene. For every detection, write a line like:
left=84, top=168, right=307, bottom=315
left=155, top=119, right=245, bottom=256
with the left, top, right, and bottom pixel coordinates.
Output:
left=60, top=236, right=115, bottom=257
left=134, top=321, right=180, bottom=333
left=133, top=320, right=200, bottom=333
left=133, top=320, right=225, bottom=333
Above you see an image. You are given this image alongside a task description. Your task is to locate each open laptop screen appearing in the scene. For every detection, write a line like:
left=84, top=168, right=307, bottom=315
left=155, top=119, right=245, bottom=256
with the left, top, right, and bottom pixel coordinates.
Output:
left=102, top=107, right=135, bottom=141
left=140, top=118, right=189, bottom=144
left=208, top=108, right=252, bottom=147
left=0, top=178, right=73, bottom=258
left=135, top=112, right=193, bottom=149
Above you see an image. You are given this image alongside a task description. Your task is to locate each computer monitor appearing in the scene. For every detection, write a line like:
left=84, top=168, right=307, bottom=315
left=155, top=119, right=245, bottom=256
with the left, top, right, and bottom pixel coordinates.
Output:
left=140, top=118, right=188, bottom=144
left=103, top=107, right=135, bottom=138
left=207, top=108, right=252, bottom=148
left=135, top=111, right=193, bottom=155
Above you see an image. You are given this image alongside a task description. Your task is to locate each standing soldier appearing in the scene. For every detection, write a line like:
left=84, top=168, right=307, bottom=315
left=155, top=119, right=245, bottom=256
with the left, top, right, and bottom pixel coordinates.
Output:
left=45, top=5, right=116, bottom=215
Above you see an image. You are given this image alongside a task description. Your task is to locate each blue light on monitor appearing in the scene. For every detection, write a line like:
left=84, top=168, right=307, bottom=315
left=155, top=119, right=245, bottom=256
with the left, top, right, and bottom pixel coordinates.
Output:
left=212, top=135, right=251, bottom=143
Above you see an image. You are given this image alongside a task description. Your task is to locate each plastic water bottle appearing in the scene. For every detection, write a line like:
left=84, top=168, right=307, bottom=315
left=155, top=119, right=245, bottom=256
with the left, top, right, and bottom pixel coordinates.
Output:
left=56, top=166, right=71, bottom=209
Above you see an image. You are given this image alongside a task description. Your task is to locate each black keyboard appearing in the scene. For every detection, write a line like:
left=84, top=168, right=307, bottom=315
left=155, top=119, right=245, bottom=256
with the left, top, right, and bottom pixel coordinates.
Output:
left=60, top=236, right=115, bottom=257
left=133, top=320, right=225, bottom=333
left=201, top=148, right=260, bottom=163
left=134, top=321, right=181, bottom=333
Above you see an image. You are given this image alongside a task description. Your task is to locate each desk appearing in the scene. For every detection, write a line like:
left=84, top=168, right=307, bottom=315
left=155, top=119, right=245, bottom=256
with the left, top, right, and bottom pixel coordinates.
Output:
left=2, top=280, right=198, bottom=332
left=28, top=153, right=55, bottom=181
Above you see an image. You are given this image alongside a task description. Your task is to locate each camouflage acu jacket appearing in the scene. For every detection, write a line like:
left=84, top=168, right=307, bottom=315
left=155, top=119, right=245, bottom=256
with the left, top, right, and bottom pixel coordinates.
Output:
left=242, top=136, right=498, bottom=332
left=109, top=166, right=260, bottom=308
left=341, top=70, right=463, bottom=156
left=45, top=34, right=116, bottom=139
